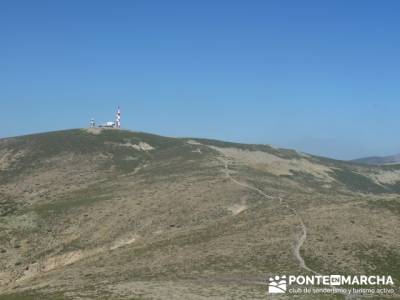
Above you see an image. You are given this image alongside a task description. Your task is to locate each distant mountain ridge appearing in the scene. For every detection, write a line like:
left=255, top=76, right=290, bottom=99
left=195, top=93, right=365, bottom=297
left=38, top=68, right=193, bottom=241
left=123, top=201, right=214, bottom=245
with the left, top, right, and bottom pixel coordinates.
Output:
left=352, top=154, right=400, bottom=165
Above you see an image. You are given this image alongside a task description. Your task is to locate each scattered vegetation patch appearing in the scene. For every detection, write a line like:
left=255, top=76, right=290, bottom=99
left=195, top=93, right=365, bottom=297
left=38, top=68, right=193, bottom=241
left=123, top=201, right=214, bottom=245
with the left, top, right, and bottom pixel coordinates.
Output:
left=0, top=129, right=189, bottom=180
left=354, top=244, right=400, bottom=283
left=0, top=291, right=69, bottom=300
left=366, top=198, right=400, bottom=215
left=0, top=197, right=19, bottom=216
left=191, top=138, right=301, bottom=159
left=331, top=169, right=387, bottom=193
left=33, top=182, right=113, bottom=218
left=384, top=182, right=400, bottom=193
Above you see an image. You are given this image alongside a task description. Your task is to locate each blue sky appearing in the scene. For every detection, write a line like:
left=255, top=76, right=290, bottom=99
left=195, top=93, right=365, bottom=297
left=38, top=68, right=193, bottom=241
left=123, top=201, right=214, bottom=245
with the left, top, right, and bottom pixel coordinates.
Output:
left=1, top=0, right=400, bottom=160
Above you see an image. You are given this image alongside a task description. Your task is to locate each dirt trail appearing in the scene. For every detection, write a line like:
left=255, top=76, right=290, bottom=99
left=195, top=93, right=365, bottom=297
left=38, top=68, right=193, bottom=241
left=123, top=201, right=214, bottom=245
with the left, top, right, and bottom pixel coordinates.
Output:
left=216, top=156, right=360, bottom=299
left=217, top=157, right=318, bottom=274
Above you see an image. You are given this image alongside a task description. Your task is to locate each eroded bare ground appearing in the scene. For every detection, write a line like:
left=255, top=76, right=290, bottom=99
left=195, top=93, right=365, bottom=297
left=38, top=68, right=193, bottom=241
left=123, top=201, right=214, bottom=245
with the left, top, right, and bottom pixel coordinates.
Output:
left=0, top=129, right=399, bottom=299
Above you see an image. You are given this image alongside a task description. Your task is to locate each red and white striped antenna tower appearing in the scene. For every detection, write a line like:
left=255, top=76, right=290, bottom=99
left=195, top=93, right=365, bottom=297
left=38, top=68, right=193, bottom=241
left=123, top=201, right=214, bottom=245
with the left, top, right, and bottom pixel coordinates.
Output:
left=116, top=106, right=121, bottom=128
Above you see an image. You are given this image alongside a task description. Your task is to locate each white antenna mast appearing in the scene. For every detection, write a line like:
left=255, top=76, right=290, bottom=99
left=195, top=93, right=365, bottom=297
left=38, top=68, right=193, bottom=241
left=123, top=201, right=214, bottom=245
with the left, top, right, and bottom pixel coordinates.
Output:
left=116, top=106, right=121, bottom=128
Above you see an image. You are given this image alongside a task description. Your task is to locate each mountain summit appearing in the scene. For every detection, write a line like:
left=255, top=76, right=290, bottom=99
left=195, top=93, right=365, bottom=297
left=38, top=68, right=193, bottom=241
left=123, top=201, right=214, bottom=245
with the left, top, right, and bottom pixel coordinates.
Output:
left=0, top=129, right=399, bottom=299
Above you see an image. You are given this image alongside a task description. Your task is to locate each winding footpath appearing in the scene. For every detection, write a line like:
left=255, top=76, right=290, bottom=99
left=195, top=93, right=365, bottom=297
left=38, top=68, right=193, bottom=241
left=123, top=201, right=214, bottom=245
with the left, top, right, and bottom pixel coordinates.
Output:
left=218, top=157, right=319, bottom=275
left=217, top=156, right=361, bottom=299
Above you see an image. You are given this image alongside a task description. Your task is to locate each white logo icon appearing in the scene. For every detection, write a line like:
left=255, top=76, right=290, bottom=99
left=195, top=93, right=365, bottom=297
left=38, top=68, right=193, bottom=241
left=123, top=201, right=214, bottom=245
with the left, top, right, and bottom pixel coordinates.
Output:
left=330, top=275, right=341, bottom=286
left=268, top=275, right=287, bottom=293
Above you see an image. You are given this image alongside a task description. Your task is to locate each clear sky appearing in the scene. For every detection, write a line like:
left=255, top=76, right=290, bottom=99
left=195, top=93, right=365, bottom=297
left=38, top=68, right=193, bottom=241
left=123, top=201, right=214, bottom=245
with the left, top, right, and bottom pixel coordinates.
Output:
left=1, top=0, right=400, bottom=160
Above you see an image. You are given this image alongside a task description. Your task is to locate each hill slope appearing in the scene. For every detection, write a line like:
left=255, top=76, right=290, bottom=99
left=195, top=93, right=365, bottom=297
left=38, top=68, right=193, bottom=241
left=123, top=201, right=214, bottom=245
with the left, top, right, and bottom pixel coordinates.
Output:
left=352, top=154, right=400, bottom=165
left=0, top=129, right=399, bottom=299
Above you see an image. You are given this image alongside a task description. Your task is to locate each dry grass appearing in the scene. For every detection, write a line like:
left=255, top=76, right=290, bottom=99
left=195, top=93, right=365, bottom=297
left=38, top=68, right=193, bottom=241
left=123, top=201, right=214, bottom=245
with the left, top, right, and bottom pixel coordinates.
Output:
left=0, top=129, right=399, bottom=299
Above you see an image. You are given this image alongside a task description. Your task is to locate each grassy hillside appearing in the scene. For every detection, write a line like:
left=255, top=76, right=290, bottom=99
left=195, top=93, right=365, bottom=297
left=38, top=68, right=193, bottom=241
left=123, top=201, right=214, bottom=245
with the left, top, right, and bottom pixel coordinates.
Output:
left=0, top=129, right=399, bottom=299
left=352, top=154, right=400, bottom=166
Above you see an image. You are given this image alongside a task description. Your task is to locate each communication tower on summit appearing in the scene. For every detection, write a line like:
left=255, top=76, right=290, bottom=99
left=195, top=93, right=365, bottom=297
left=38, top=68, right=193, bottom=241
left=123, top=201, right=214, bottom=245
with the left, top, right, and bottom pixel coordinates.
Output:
left=116, top=106, right=121, bottom=128
left=91, top=106, right=121, bottom=128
